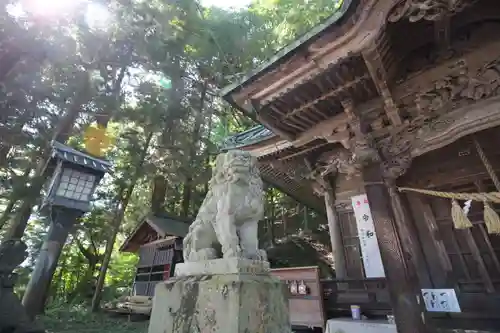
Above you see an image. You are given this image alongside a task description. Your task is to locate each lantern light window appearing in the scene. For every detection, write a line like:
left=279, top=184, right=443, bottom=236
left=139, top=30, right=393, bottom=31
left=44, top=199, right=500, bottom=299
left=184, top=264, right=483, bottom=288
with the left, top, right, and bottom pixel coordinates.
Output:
left=56, top=168, right=96, bottom=202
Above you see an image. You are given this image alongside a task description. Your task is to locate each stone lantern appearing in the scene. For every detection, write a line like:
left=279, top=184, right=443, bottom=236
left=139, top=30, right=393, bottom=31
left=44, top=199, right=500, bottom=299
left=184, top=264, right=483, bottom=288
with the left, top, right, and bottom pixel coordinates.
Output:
left=41, top=141, right=111, bottom=211
left=22, top=141, right=111, bottom=317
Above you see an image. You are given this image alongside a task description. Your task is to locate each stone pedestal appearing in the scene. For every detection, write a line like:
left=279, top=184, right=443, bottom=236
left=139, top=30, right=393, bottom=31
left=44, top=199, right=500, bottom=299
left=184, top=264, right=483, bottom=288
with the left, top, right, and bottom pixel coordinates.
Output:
left=148, top=258, right=292, bottom=333
left=326, top=319, right=397, bottom=333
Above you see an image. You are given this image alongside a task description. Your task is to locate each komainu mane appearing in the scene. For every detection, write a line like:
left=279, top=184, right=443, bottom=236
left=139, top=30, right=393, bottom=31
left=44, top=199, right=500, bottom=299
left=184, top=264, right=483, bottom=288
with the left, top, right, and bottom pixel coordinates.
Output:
left=183, top=150, right=267, bottom=262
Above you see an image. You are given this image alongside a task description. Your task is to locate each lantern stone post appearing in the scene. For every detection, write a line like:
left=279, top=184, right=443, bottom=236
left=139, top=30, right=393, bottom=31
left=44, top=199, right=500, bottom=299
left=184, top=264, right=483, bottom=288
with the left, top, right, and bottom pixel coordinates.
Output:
left=21, top=141, right=111, bottom=318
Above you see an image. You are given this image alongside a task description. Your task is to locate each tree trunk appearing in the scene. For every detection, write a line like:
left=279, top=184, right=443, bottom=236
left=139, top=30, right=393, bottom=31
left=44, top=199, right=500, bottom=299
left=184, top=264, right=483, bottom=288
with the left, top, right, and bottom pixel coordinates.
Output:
left=95, top=61, right=129, bottom=127
left=0, top=165, right=33, bottom=229
left=152, top=55, right=183, bottom=216
left=91, top=131, right=154, bottom=312
left=66, top=238, right=99, bottom=302
left=151, top=175, right=167, bottom=215
left=181, top=81, right=207, bottom=217
left=202, top=102, right=214, bottom=195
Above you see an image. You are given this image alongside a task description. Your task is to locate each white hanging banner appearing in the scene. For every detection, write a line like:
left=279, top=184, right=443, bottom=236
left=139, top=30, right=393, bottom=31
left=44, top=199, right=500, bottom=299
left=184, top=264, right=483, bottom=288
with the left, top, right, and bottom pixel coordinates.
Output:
left=351, top=194, right=386, bottom=278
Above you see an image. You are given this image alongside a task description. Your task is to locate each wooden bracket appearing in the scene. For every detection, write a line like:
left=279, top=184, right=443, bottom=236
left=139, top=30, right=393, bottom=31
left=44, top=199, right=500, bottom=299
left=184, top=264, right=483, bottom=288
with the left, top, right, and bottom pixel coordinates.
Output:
left=362, top=46, right=403, bottom=126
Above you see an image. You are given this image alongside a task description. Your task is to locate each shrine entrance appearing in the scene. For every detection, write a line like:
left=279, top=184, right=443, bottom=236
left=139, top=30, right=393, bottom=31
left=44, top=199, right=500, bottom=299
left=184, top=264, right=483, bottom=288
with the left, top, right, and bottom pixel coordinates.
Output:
left=400, top=127, right=500, bottom=330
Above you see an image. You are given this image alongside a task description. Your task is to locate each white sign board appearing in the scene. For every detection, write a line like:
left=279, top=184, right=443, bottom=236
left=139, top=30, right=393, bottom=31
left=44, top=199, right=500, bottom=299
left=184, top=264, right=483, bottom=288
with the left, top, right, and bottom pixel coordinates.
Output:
left=351, top=194, right=386, bottom=278
left=421, top=289, right=461, bottom=313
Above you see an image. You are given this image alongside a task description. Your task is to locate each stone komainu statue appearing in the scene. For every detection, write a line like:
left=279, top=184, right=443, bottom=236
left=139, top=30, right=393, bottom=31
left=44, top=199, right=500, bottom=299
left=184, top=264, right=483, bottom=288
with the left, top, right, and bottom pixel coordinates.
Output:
left=183, top=150, right=267, bottom=262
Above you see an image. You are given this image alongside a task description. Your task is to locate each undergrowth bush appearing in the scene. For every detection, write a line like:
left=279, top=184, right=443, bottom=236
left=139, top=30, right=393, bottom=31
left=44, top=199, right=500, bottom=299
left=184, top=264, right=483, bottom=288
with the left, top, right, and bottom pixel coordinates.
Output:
left=39, top=304, right=147, bottom=333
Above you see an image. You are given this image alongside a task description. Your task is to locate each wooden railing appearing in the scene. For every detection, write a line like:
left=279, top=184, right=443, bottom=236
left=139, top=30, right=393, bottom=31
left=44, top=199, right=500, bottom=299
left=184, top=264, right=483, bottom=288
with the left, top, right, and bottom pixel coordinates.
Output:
left=321, top=278, right=392, bottom=318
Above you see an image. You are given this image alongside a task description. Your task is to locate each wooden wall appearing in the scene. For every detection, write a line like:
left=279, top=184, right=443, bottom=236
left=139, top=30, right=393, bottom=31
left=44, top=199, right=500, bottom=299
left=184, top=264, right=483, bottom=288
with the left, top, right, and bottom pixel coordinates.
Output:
left=133, top=243, right=176, bottom=297
left=399, top=128, right=500, bottom=330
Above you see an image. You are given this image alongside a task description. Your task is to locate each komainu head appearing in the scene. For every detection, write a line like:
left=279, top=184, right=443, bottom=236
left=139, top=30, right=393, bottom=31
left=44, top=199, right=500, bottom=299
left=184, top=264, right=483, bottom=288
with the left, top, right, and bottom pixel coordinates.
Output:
left=211, top=150, right=261, bottom=186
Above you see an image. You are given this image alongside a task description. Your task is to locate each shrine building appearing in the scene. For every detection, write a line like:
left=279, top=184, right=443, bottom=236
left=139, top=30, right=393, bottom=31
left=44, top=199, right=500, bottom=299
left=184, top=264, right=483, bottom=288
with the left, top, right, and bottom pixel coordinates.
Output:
left=220, top=0, right=500, bottom=332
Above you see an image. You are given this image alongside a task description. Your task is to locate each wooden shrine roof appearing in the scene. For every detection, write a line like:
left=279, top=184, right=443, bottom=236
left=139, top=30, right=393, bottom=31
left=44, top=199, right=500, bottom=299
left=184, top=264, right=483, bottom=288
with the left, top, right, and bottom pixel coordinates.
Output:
left=219, top=0, right=356, bottom=109
left=219, top=0, right=497, bottom=210
left=120, top=213, right=192, bottom=252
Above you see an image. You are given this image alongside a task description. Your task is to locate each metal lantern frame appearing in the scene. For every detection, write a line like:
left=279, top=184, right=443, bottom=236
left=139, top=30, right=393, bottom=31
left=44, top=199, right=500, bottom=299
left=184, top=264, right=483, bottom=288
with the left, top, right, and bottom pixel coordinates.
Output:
left=41, top=141, right=112, bottom=213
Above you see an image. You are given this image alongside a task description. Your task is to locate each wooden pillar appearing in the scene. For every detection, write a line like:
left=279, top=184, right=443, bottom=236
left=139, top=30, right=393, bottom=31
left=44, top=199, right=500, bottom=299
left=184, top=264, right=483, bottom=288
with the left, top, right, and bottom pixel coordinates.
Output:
left=387, top=183, right=432, bottom=288
left=324, top=188, right=346, bottom=278
left=362, top=164, right=426, bottom=333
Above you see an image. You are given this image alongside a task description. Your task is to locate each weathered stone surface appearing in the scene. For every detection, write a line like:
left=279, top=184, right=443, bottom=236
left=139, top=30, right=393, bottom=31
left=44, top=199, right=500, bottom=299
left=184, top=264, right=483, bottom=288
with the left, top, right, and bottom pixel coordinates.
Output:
left=326, top=319, right=397, bottom=333
left=183, top=150, right=267, bottom=263
left=148, top=273, right=292, bottom=333
left=175, top=258, right=270, bottom=277
left=151, top=151, right=290, bottom=333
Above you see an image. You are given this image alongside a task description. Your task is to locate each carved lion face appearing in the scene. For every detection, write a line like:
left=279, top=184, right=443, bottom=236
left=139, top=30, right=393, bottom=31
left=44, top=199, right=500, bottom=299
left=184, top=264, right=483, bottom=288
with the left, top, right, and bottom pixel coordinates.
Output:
left=212, top=150, right=260, bottom=185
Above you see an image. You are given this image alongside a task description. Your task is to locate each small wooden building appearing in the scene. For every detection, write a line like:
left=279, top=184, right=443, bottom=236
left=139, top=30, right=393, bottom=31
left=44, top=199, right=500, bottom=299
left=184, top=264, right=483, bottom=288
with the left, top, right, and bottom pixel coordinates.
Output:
left=221, top=0, right=500, bottom=331
left=120, top=213, right=191, bottom=297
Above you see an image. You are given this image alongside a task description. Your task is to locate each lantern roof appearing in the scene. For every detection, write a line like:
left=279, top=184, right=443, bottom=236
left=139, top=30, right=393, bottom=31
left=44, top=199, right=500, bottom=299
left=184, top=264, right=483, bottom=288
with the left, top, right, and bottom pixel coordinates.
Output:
left=50, top=141, right=112, bottom=174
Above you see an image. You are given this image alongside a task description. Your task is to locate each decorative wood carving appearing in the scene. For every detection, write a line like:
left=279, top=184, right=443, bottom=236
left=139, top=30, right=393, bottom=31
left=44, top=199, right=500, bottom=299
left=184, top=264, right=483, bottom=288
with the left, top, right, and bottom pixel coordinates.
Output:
left=369, top=54, right=500, bottom=179
left=317, top=149, right=361, bottom=179
left=342, top=100, right=381, bottom=167
left=415, top=58, right=500, bottom=119
left=335, top=201, right=352, bottom=211
left=388, top=0, right=477, bottom=23
left=300, top=148, right=362, bottom=196
left=412, top=95, right=500, bottom=157
left=376, top=53, right=500, bottom=179
left=378, top=131, right=414, bottom=180
left=396, top=21, right=500, bottom=82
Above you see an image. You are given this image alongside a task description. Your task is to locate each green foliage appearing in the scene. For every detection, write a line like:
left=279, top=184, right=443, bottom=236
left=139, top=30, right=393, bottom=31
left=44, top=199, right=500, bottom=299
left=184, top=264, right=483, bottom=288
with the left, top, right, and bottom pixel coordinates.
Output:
left=250, top=0, right=344, bottom=46
left=40, top=305, right=147, bottom=333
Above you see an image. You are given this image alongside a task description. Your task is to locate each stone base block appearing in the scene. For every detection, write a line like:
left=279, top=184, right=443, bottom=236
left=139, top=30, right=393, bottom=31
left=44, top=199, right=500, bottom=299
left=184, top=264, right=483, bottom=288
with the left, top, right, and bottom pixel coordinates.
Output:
left=174, top=258, right=270, bottom=276
left=148, top=272, right=292, bottom=333
left=326, top=319, right=397, bottom=333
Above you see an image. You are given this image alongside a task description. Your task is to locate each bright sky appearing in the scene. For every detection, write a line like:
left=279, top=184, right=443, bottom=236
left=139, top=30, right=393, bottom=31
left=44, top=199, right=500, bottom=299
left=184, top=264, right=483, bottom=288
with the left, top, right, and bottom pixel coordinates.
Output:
left=202, top=0, right=252, bottom=10
left=10, top=0, right=254, bottom=20
left=6, top=0, right=252, bottom=99
left=7, top=0, right=255, bottom=37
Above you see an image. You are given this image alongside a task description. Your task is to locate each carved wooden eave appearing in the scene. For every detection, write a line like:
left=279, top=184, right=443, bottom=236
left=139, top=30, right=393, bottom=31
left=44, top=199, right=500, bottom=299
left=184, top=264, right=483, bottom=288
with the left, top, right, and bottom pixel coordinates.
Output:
left=411, top=95, right=500, bottom=160
left=221, top=0, right=500, bottom=211
left=225, top=0, right=395, bottom=105
left=221, top=0, right=485, bottom=139
left=220, top=0, right=412, bottom=143
left=221, top=0, right=412, bottom=106
left=387, top=0, right=478, bottom=23
left=376, top=35, right=500, bottom=179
